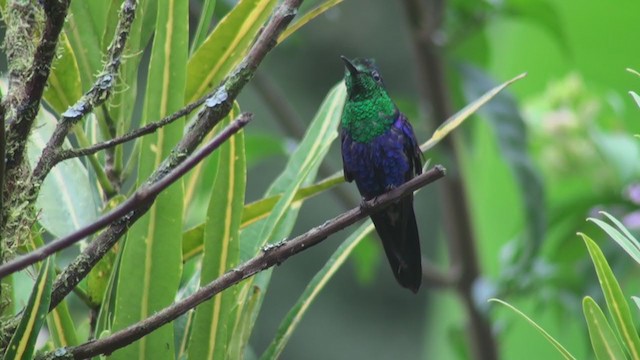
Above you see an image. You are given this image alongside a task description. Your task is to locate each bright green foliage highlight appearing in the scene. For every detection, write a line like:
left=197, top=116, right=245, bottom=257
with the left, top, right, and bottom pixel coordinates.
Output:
left=583, top=296, right=626, bottom=360
left=4, top=258, right=54, bottom=360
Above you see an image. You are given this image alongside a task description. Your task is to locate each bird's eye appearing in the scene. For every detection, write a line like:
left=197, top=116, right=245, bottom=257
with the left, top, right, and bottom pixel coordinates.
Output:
left=372, top=71, right=381, bottom=82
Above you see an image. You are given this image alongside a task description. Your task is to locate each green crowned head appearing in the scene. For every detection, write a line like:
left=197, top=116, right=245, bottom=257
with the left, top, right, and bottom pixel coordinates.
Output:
left=340, top=56, right=397, bottom=142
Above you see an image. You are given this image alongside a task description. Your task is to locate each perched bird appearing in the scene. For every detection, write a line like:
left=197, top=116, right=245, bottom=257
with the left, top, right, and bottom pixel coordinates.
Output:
left=339, top=56, right=423, bottom=293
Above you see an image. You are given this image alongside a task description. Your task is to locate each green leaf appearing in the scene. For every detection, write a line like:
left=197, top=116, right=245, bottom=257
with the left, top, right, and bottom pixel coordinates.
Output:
left=246, top=82, right=346, bottom=257
left=278, top=0, right=344, bottom=43
left=261, top=223, right=375, bottom=360
left=43, top=32, right=82, bottom=114
left=588, top=212, right=640, bottom=265
left=110, top=0, right=188, bottom=358
left=421, top=72, right=528, bottom=151
left=4, top=258, right=54, bottom=360
left=65, top=1, right=108, bottom=89
left=629, top=91, right=640, bottom=109
left=351, top=233, right=381, bottom=285
left=581, top=233, right=640, bottom=359
left=191, top=0, right=217, bottom=53
left=231, top=82, right=347, bottom=354
left=245, top=133, right=286, bottom=168
left=46, top=300, right=79, bottom=348
left=460, top=65, right=544, bottom=258
left=26, top=108, right=98, bottom=239
left=185, top=0, right=277, bottom=102
left=187, top=116, right=246, bottom=359
left=633, top=297, right=640, bottom=313
left=490, top=298, right=576, bottom=359
left=227, top=286, right=261, bottom=359
left=583, top=296, right=626, bottom=360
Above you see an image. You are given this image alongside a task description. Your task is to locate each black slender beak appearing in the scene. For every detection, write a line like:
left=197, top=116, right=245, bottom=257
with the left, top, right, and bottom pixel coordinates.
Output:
left=340, top=55, right=359, bottom=76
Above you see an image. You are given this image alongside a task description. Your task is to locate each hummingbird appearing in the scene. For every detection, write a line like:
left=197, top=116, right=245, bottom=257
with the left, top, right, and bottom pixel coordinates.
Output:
left=339, top=56, right=423, bottom=293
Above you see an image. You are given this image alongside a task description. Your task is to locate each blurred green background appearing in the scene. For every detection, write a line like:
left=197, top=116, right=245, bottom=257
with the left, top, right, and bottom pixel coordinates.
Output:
left=230, top=0, right=640, bottom=358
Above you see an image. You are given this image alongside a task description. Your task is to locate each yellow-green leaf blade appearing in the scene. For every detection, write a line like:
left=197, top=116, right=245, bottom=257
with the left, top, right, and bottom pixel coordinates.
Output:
left=46, top=300, right=79, bottom=348
left=490, top=298, right=576, bottom=360
left=43, top=32, right=82, bottom=114
left=187, top=115, right=246, bottom=359
left=278, top=0, right=344, bottom=43
left=580, top=233, right=640, bottom=359
left=583, top=296, right=626, bottom=360
left=110, top=0, right=188, bottom=358
left=4, top=258, right=54, bottom=360
left=185, top=0, right=277, bottom=102
left=421, top=72, right=528, bottom=152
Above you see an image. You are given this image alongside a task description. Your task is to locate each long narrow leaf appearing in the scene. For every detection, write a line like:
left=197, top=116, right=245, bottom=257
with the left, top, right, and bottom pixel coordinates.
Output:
left=490, top=298, right=576, bottom=360
left=580, top=233, right=640, bottom=359
left=583, top=296, right=626, bottom=360
left=187, top=116, right=246, bottom=359
left=261, top=222, right=375, bottom=360
left=589, top=217, right=640, bottom=265
left=229, top=83, right=346, bottom=355
left=110, top=0, right=188, bottom=358
left=4, top=258, right=54, bottom=360
left=278, top=0, right=344, bottom=43
left=191, top=0, right=217, bottom=53
left=43, top=32, right=82, bottom=114
left=185, top=0, right=277, bottom=102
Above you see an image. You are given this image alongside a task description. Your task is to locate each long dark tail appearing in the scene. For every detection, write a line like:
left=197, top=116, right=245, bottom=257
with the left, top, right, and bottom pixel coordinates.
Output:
left=370, top=196, right=422, bottom=293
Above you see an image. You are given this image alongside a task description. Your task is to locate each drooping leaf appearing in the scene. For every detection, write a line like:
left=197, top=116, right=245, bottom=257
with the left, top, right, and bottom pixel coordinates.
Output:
left=261, top=223, right=375, bottom=360
left=581, top=233, right=640, bottom=359
left=110, top=0, right=188, bottom=358
left=589, top=212, right=640, bottom=265
left=490, top=298, right=576, bottom=360
left=583, top=296, right=626, bottom=360
left=4, top=258, right=54, bottom=360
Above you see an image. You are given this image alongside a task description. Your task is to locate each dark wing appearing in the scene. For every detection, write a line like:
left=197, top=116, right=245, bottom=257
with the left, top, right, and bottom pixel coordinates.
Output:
left=340, top=127, right=354, bottom=182
left=398, top=113, right=423, bottom=178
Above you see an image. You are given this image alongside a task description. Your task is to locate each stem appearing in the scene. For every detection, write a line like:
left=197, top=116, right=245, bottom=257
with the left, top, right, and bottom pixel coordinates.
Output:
left=72, top=126, right=117, bottom=197
left=400, top=0, right=498, bottom=358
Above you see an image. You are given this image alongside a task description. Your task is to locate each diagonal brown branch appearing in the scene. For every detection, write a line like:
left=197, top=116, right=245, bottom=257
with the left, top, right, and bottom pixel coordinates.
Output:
left=37, top=166, right=446, bottom=360
left=0, top=113, right=252, bottom=279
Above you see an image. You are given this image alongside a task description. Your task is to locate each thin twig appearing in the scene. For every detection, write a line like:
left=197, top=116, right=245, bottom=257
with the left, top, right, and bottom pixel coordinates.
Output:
left=31, top=0, right=138, bottom=184
left=55, top=94, right=207, bottom=162
left=0, top=113, right=252, bottom=279
left=38, top=166, right=446, bottom=360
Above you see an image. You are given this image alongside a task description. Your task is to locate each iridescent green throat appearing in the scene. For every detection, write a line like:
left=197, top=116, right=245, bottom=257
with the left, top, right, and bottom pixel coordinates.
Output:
left=341, top=88, right=396, bottom=143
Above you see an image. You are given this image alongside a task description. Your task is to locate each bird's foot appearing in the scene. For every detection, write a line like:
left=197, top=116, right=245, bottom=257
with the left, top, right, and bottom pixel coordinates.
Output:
left=360, top=197, right=375, bottom=211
